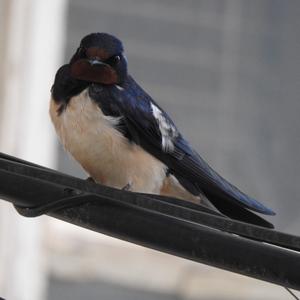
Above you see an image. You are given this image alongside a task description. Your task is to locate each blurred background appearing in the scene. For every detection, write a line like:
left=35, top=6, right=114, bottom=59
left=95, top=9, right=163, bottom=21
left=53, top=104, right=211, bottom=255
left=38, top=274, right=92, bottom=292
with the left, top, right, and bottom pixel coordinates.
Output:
left=0, top=0, right=299, bottom=299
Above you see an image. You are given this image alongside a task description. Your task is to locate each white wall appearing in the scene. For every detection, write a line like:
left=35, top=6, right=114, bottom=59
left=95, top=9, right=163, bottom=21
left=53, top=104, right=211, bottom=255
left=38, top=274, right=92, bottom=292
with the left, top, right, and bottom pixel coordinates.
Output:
left=0, top=1, right=67, bottom=299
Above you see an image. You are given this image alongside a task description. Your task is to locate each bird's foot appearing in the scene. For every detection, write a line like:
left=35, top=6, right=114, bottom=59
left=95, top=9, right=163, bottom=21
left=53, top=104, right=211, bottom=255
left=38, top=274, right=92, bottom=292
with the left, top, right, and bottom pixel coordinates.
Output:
left=122, top=182, right=132, bottom=191
left=86, top=176, right=96, bottom=183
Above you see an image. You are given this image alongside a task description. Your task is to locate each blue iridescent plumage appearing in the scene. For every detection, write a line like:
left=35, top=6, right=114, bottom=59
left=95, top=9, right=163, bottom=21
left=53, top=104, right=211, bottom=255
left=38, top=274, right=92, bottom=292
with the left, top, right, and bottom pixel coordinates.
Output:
left=90, top=76, right=275, bottom=218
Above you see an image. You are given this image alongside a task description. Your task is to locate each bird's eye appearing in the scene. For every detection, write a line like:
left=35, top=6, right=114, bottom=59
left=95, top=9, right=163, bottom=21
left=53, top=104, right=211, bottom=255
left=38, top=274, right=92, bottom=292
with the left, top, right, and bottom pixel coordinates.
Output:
left=107, top=55, right=121, bottom=65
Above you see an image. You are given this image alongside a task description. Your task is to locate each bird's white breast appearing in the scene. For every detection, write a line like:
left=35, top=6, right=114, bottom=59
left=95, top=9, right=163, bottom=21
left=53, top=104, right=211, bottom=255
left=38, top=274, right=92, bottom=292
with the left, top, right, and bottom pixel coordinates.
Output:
left=49, top=89, right=167, bottom=193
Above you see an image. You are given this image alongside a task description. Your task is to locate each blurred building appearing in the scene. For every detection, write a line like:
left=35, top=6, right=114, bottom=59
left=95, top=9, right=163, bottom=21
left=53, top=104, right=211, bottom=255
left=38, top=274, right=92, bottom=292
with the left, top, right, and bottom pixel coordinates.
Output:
left=0, top=1, right=299, bottom=300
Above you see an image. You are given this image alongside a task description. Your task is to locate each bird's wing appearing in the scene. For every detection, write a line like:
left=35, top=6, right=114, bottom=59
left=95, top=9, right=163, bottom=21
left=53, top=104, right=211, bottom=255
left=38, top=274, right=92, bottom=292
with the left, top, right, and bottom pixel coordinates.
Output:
left=92, top=77, right=275, bottom=227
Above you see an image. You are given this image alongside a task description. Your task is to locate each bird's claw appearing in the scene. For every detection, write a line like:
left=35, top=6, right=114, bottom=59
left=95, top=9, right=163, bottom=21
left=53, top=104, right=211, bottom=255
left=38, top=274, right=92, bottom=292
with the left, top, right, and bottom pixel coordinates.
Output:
left=122, top=182, right=132, bottom=191
left=86, top=176, right=96, bottom=183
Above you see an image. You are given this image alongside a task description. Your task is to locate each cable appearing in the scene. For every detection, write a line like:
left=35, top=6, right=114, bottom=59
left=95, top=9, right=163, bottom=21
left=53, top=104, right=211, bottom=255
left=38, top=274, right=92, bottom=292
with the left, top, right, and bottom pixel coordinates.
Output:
left=285, top=287, right=300, bottom=300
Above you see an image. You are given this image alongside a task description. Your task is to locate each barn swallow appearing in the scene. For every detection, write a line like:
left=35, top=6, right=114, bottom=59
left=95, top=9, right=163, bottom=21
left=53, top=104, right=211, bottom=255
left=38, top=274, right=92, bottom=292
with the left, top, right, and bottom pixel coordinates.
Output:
left=50, top=33, right=275, bottom=228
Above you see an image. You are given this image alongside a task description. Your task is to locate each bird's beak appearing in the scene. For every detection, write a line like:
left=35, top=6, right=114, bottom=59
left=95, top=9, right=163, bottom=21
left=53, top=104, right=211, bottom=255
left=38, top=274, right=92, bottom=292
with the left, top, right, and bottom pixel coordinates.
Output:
left=88, top=59, right=103, bottom=66
left=70, top=58, right=118, bottom=84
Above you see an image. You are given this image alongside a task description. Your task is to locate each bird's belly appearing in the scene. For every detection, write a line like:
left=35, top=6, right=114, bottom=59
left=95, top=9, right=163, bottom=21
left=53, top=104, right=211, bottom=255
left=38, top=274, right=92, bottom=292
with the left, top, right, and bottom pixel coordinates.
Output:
left=49, top=90, right=167, bottom=193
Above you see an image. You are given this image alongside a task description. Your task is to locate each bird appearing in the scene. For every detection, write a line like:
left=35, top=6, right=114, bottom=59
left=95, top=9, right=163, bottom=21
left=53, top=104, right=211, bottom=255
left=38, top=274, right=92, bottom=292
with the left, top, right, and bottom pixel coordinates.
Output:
left=50, top=32, right=275, bottom=228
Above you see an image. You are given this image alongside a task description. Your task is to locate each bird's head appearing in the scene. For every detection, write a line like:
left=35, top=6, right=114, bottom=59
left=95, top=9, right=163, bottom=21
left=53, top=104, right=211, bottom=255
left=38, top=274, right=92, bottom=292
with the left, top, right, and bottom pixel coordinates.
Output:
left=69, top=33, right=128, bottom=85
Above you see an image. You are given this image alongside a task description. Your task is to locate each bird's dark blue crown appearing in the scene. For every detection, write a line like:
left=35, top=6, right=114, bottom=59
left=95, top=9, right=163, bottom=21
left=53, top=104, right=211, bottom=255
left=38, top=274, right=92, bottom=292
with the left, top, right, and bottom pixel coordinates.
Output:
left=80, top=33, right=124, bottom=55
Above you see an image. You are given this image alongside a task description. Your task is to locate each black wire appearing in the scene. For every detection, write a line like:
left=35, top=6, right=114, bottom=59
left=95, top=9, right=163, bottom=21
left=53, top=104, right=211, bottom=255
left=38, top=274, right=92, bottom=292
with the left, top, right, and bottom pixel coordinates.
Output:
left=285, top=287, right=300, bottom=300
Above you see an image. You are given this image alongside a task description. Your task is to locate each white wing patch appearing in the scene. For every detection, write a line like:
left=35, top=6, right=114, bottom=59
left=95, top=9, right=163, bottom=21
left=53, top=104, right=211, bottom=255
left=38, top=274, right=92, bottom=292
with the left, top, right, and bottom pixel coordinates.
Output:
left=115, top=84, right=124, bottom=91
left=150, top=103, right=178, bottom=152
